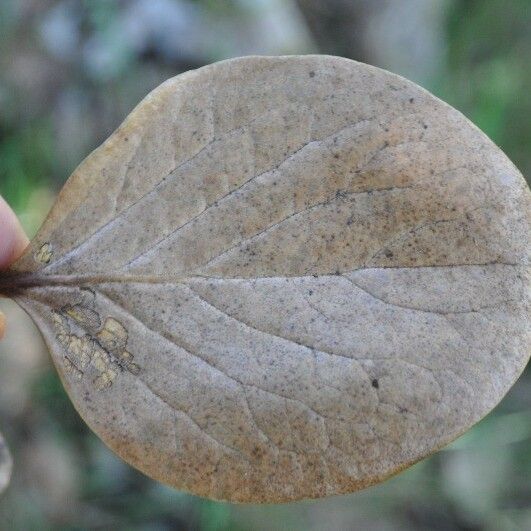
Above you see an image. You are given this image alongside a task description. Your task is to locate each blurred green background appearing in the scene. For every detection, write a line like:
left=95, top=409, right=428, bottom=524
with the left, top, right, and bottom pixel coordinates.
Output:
left=0, top=1, right=529, bottom=529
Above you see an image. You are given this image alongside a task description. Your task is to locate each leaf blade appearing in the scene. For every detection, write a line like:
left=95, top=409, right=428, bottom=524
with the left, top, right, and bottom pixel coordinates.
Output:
left=3, top=56, right=530, bottom=502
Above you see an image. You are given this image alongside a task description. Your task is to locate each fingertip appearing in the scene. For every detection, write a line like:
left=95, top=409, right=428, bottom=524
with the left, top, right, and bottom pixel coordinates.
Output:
left=0, top=311, right=5, bottom=340
left=0, top=196, right=29, bottom=271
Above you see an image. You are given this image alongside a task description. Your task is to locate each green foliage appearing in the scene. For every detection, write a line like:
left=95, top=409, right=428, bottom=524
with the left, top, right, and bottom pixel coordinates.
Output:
left=440, top=0, right=531, bottom=178
left=0, top=121, right=54, bottom=214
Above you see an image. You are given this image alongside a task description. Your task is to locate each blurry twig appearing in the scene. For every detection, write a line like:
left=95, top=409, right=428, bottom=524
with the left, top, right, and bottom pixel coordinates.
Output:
left=0, top=431, right=12, bottom=495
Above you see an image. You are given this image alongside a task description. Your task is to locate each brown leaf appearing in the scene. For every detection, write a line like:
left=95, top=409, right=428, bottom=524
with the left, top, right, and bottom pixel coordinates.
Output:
left=0, top=431, right=12, bottom=495
left=0, top=56, right=529, bottom=502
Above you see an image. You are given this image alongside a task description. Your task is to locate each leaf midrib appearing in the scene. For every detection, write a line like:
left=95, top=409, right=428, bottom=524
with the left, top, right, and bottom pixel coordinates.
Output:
left=0, top=260, right=520, bottom=292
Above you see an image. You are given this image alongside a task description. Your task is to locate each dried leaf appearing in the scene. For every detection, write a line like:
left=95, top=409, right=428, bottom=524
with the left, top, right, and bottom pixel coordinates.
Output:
left=0, top=56, right=529, bottom=502
left=0, top=431, right=12, bottom=495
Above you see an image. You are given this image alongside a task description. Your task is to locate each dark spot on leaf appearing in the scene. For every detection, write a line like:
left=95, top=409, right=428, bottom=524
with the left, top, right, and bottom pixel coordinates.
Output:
left=372, top=379, right=379, bottom=389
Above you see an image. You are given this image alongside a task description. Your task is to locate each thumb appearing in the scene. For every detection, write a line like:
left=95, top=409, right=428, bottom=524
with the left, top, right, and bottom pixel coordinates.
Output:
left=0, top=195, right=29, bottom=271
left=0, top=195, right=29, bottom=340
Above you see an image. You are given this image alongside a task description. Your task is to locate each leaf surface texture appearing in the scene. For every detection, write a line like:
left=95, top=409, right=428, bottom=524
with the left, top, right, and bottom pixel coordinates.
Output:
left=1, top=56, right=529, bottom=502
